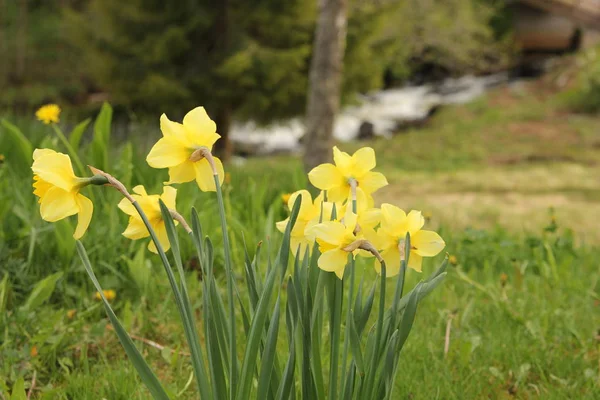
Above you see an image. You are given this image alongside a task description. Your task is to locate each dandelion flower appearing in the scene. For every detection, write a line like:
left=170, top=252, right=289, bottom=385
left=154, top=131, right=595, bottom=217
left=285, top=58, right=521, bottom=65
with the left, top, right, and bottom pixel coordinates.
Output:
left=35, top=104, right=61, bottom=124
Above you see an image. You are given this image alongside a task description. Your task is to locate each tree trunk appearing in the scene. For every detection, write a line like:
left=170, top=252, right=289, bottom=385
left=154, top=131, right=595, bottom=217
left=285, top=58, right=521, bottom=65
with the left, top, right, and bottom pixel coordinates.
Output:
left=303, top=0, right=348, bottom=172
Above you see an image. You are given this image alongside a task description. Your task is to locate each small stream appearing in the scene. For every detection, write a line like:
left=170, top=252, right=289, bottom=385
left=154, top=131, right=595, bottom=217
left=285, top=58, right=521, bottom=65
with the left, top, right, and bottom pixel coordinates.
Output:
left=230, top=73, right=510, bottom=156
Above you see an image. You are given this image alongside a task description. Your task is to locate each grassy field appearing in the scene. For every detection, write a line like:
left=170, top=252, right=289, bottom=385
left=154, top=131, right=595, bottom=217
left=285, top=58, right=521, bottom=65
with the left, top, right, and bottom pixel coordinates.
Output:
left=1, top=74, right=600, bottom=399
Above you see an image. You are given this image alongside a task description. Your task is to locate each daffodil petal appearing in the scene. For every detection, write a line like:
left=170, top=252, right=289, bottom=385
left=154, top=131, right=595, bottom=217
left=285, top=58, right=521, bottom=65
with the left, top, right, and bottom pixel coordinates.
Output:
left=276, top=218, right=289, bottom=233
left=33, top=148, right=56, bottom=161
left=32, top=151, right=76, bottom=191
left=318, top=248, right=349, bottom=275
left=160, top=114, right=193, bottom=147
left=407, top=252, right=423, bottom=272
left=326, top=185, right=350, bottom=204
left=193, top=158, right=217, bottom=191
left=132, top=185, right=148, bottom=196
left=376, top=247, right=401, bottom=277
left=117, top=197, right=136, bottom=216
left=309, top=221, right=347, bottom=245
left=412, top=230, right=445, bottom=257
left=406, top=210, right=425, bottom=235
left=308, top=163, right=345, bottom=191
left=359, top=171, right=388, bottom=195
left=73, top=194, right=93, bottom=239
left=167, top=161, right=196, bottom=184
left=33, top=176, right=52, bottom=199
left=351, top=147, right=376, bottom=177
left=39, top=187, right=78, bottom=222
left=161, top=186, right=177, bottom=210
left=182, top=107, right=221, bottom=148
left=381, top=203, right=406, bottom=227
left=333, top=146, right=352, bottom=173
left=146, top=137, right=191, bottom=168
left=287, top=190, right=313, bottom=220
left=122, top=217, right=149, bottom=240
left=358, top=208, right=381, bottom=230
left=148, top=222, right=170, bottom=253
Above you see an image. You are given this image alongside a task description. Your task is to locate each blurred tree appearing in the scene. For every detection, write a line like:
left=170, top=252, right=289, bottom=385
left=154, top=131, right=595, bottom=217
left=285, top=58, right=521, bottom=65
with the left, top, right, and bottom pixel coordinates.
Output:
left=303, top=0, right=347, bottom=172
left=0, top=0, right=85, bottom=109
left=65, top=0, right=315, bottom=161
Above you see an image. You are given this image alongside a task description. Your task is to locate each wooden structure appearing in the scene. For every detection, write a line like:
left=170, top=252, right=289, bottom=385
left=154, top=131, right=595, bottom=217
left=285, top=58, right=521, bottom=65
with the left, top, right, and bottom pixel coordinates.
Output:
left=513, top=0, right=600, bottom=52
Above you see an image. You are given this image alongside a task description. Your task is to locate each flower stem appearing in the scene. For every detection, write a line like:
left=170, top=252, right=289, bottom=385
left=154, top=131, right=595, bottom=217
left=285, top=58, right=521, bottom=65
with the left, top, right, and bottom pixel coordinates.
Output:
left=329, top=276, right=343, bottom=400
left=340, top=189, right=358, bottom=394
left=52, top=125, right=85, bottom=176
left=214, top=171, right=238, bottom=399
left=365, top=261, right=386, bottom=398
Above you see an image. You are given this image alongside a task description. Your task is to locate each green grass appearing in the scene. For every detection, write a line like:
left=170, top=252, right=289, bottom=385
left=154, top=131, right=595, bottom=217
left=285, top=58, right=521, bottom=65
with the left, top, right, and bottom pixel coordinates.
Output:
left=1, top=77, right=600, bottom=398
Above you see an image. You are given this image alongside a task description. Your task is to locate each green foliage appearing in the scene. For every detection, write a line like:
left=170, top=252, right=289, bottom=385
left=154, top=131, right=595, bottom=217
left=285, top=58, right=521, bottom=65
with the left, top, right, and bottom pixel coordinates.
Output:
left=558, top=46, right=600, bottom=114
left=64, top=0, right=315, bottom=123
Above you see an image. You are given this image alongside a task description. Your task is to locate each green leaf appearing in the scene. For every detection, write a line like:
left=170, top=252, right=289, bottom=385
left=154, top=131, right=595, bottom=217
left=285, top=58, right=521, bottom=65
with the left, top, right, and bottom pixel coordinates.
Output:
left=236, top=257, right=280, bottom=400
left=356, top=282, right=376, bottom=336
left=76, top=241, right=169, bottom=400
left=10, top=376, right=26, bottom=400
left=257, top=297, right=281, bottom=400
left=0, top=274, right=11, bottom=314
left=1, top=119, right=32, bottom=170
left=69, top=118, right=91, bottom=151
left=396, top=283, right=422, bottom=352
left=91, top=103, right=112, bottom=171
left=22, top=272, right=63, bottom=311
left=276, top=312, right=296, bottom=400
left=159, top=200, right=212, bottom=400
left=348, top=311, right=365, bottom=375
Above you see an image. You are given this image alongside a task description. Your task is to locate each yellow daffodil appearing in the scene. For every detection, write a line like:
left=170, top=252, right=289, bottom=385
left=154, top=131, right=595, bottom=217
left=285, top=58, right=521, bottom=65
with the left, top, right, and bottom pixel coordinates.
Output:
left=35, top=104, right=61, bottom=124
left=308, top=146, right=388, bottom=203
left=276, top=190, right=339, bottom=258
left=95, top=289, right=116, bottom=301
left=31, top=149, right=93, bottom=239
left=118, top=185, right=178, bottom=253
left=372, top=204, right=445, bottom=276
left=309, top=209, right=360, bottom=279
left=146, top=107, right=224, bottom=191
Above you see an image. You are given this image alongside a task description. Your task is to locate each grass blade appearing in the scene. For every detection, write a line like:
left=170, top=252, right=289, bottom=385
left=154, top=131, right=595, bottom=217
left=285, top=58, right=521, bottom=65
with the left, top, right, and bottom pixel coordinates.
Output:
left=257, top=297, right=281, bottom=400
left=76, top=241, right=169, bottom=400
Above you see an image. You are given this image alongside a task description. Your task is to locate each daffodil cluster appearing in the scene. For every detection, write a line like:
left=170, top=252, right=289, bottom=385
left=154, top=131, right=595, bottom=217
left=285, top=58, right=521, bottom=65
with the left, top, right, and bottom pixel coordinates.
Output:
left=31, top=106, right=222, bottom=253
left=277, top=146, right=445, bottom=278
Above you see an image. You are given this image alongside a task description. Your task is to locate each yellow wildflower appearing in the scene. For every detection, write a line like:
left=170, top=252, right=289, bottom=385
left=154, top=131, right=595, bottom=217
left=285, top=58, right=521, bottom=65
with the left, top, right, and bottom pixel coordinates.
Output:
left=118, top=185, right=178, bottom=253
left=146, top=107, right=224, bottom=192
left=0, top=154, right=5, bottom=164
left=276, top=190, right=339, bottom=259
left=281, top=193, right=292, bottom=204
left=95, top=289, right=116, bottom=301
left=66, top=309, right=77, bottom=319
left=35, top=104, right=61, bottom=124
left=30, top=345, right=38, bottom=357
left=371, top=204, right=445, bottom=276
left=224, top=172, right=231, bottom=185
left=308, top=146, right=388, bottom=203
left=309, top=209, right=360, bottom=279
left=448, top=255, right=458, bottom=265
left=31, top=149, right=93, bottom=239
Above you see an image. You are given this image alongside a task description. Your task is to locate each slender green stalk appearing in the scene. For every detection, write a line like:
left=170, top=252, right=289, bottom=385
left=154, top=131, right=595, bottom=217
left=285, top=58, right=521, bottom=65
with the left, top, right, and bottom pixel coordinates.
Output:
left=329, top=276, right=343, bottom=400
left=340, top=195, right=358, bottom=394
left=365, top=261, right=386, bottom=398
left=52, top=125, right=85, bottom=176
left=214, top=174, right=238, bottom=399
left=132, top=201, right=212, bottom=400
